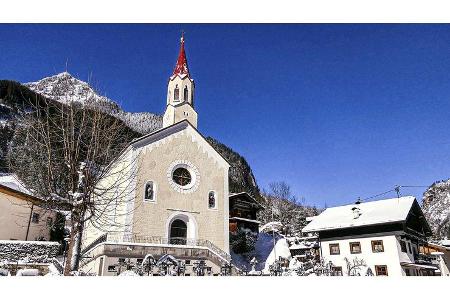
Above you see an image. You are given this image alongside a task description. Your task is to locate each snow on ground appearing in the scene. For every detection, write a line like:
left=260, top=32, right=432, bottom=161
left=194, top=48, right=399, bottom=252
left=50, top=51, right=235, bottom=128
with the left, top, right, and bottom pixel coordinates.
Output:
left=231, top=231, right=283, bottom=271
left=44, top=263, right=62, bottom=276
left=263, top=238, right=292, bottom=274
left=260, top=221, right=284, bottom=234
left=118, top=270, right=140, bottom=276
left=16, top=269, right=39, bottom=276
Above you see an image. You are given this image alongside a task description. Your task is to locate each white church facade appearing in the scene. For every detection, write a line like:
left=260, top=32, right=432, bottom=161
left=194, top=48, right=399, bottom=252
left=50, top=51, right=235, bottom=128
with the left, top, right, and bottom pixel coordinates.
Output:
left=80, top=35, right=233, bottom=276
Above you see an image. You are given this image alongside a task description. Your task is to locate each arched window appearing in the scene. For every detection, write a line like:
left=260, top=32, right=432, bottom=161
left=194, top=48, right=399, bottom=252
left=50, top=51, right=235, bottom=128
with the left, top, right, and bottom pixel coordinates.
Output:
left=174, top=85, right=179, bottom=101
left=144, top=181, right=155, bottom=202
left=183, top=86, right=189, bottom=101
left=170, top=219, right=187, bottom=245
left=208, top=191, right=216, bottom=209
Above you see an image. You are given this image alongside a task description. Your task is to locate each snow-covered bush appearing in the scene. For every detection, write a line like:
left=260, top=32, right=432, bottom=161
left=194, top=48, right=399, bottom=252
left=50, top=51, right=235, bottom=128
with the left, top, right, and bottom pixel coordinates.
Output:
left=263, top=238, right=292, bottom=274
left=69, top=270, right=96, bottom=276
left=16, top=269, right=39, bottom=276
left=0, top=268, right=10, bottom=276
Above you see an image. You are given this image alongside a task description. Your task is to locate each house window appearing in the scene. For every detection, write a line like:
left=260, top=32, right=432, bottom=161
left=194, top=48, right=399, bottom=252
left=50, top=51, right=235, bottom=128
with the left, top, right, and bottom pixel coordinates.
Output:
left=371, top=240, right=384, bottom=253
left=144, top=181, right=155, bottom=202
left=183, top=86, right=189, bottom=101
left=208, top=191, right=216, bottom=209
left=350, top=242, right=361, bottom=254
left=400, top=240, right=407, bottom=253
left=331, top=266, right=343, bottom=276
left=174, top=85, right=180, bottom=101
left=31, top=213, right=40, bottom=224
left=329, top=243, right=340, bottom=255
left=107, top=266, right=116, bottom=272
left=375, top=265, right=388, bottom=276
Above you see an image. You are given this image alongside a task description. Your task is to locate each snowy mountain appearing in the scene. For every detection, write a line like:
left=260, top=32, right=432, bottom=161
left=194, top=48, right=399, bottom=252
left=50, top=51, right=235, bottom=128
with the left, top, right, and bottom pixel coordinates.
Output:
left=206, top=137, right=260, bottom=198
left=1, top=78, right=261, bottom=198
left=423, top=179, right=450, bottom=240
left=25, top=72, right=162, bottom=134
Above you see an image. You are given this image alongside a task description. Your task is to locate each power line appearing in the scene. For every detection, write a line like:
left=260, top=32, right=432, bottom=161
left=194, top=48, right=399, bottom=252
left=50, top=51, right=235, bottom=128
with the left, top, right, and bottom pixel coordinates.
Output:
left=400, top=185, right=429, bottom=188
left=362, top=189, right=396, bottom=201
left=360, top=184, right=430, bottom=202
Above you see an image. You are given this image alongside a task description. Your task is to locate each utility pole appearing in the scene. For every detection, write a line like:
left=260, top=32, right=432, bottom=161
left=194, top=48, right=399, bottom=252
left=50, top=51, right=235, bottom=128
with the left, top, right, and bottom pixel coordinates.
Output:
left=271, top=197, right=277, bottom=269
left=25, top=204, right=34, bottom=241
left=395, top=185, right=400, bottom=198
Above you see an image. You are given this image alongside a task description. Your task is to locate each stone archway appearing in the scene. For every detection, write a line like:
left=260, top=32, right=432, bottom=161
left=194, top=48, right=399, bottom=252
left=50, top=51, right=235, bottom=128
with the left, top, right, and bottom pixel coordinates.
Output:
left=166, top=212, right=198, bottom=245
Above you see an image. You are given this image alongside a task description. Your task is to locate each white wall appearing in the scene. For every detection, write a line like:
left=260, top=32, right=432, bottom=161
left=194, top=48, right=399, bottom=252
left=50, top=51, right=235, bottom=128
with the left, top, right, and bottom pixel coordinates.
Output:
left=320, top=234, right=404, bottom=276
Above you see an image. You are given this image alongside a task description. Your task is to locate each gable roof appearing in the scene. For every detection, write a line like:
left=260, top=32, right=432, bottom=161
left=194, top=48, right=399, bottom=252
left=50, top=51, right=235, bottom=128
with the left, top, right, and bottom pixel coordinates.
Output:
left=229, top=192, right=264, bottom=210
left=129, top=119, right=230, bottom=167
left=0, top=173, right=32, bottom=195
left=0, top=174, right=45, bottom=206
left=302, top=196, right=421, bottom=233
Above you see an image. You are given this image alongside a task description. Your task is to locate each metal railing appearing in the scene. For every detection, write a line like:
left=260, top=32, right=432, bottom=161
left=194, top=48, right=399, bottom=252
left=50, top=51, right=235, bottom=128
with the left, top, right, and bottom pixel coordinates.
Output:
left=414, top=253, right=433, bottom=264
left=81, top=232, right=231, bottom=262
left=51, top=258, right=64, bottom=274
left=81, top=233, right=107, bottom=256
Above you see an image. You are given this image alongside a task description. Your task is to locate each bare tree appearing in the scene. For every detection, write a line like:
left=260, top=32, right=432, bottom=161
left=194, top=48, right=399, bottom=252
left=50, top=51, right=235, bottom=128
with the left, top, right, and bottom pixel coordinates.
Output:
left=7, top=86, right=139, bottom=275
left=258, top=182, right=319, bottom=235
left=344, top=257, right=367, bottom=276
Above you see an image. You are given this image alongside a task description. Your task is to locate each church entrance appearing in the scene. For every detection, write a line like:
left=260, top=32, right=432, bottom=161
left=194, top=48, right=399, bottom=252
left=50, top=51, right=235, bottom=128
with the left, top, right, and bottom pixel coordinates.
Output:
left=169, top=219, right=187, bottom=245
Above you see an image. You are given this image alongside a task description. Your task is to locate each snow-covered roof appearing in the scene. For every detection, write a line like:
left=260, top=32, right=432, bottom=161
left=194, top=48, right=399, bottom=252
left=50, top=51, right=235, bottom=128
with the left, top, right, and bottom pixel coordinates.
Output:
left=229, top=192, right=263, bottom=209
left=302, top=196, right=416, bottom=233
left=441, top=239, right=450, bottom=247
left=260, top=221, right=284, bottom=234
left=289, top=243, right=316, bottom=250
left=0, top=174, right=32, bottom=195
left=229, top=217, right=261, bottom=224
left=305, top=216, right=316, bottom=222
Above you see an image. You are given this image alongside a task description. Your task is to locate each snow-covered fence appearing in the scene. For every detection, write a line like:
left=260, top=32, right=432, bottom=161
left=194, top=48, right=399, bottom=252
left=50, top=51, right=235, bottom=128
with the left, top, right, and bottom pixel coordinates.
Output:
left=0, top=240, right=60, bottom=263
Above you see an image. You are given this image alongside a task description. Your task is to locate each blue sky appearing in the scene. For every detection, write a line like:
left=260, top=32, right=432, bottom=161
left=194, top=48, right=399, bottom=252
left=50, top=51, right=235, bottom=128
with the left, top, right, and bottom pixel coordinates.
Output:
left=2, top=24, right=450, bottom=208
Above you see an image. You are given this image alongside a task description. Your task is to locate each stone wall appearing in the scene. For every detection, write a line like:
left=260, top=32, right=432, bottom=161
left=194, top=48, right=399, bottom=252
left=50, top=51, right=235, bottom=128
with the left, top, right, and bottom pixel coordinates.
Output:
left=0, top=240, right=59, bottom=263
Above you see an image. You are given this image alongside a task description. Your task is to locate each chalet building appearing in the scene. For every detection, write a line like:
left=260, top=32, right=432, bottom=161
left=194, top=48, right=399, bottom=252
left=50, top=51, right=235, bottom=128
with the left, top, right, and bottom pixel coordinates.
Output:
left=420, top=241, right=450, bottom=276
left=80, top=36, right=235, bottom=276
left=229, top=192, right=263, bottom=234
left=0, top=174, right=56, bottom=241
left=302, top=196, right=439, bottom=276
left=287, top=236, right=320, bottom=263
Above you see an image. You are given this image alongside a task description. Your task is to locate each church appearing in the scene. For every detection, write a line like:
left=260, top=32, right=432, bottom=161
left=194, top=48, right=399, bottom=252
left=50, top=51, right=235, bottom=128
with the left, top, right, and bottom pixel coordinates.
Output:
left=80, top=35, right=234, bottom=275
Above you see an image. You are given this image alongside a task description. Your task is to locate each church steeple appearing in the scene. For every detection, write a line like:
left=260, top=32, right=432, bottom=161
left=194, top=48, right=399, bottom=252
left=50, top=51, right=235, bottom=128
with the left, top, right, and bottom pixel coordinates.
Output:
left=172, top=33, right=190, bottom=77
left=163, top=34, right=198, bottom=129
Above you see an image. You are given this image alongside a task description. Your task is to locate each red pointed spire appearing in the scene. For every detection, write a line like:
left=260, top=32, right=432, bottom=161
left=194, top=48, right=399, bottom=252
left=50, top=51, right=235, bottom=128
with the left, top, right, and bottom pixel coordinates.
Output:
left=172, top=32, right=190, bottom=77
